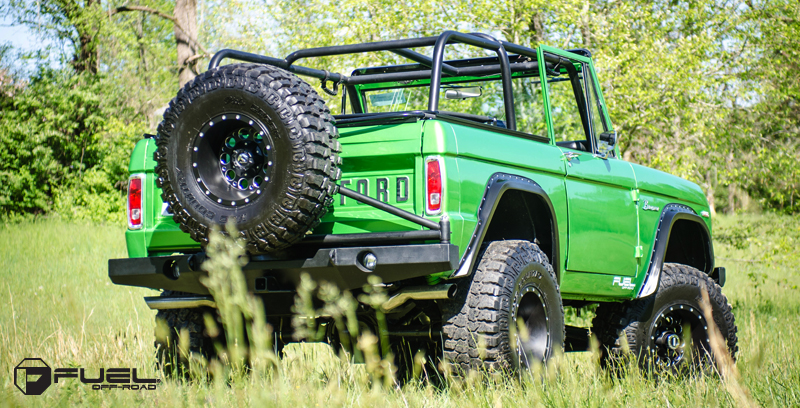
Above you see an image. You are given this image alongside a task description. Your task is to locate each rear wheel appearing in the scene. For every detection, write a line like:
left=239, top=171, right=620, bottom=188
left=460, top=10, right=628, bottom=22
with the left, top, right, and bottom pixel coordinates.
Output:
left=390, top=338, right=442, bottom=385
left=441, top=240, right=564, bottom=374
left=592, top=263, right=738, bottom=374
left=154, top=291, right=219, bottom=377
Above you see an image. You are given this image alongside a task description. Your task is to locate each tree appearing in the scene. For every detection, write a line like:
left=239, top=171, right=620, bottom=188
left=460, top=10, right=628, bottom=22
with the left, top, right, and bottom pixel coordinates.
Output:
left=7, top=0, right=204, bottom=86
left=109, top=0, right=205, bottom=86
left=1, top=0, right=797, bottom=219
left=729, top=0, right=800, bottom=213
left=7, top=0, right=105, bottom=73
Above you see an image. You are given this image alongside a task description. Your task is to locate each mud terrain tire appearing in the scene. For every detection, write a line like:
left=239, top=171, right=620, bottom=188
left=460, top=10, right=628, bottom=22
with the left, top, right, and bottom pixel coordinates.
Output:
left=155, top=63, right=341, bottom=253
left=592, top=263, right=738, bottom=373
left=154, top=291, right=218, bottom=377
left=441, top=240, right=564, bottom=373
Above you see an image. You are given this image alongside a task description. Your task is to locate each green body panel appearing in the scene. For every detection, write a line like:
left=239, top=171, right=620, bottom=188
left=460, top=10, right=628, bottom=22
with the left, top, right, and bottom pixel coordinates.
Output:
left=560, top=150, right=639, bottom=276
left=423, top=119, right=569, bottom=273
left=629, top=163, right=708, bottom=207
left=632, top=163, right=713, bottom=277
left=316, top=121, right=425, bottom=234
left=123, top=44, right=715, bottom=303
left=126, top=139, right=198, bottom=258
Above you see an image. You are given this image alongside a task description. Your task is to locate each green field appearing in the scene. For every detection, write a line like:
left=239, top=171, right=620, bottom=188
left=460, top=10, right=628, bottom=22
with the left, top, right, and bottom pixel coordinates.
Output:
left=2, top=213, right=799, bottom=407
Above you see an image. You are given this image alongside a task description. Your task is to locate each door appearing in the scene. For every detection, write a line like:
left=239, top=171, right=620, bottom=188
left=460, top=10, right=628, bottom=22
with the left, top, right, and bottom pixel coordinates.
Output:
left=540, top=47, right=639, bottom=276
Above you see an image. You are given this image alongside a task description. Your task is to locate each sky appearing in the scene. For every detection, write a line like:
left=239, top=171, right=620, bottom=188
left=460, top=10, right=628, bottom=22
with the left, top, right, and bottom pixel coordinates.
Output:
left=0, top=14, right=62, bottom=74
left=1, top=14, right=40, bottom=51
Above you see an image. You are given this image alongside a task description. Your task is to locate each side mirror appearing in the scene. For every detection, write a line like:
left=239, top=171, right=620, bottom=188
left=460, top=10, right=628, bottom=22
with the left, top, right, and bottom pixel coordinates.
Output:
left=599, top=130, right=617, bottom=146
left=597, top=130, right=617, bottom=159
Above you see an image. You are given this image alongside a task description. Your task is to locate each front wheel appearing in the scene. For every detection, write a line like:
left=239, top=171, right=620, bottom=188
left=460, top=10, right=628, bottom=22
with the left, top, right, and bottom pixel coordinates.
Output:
left=593, top=263, right=738, bottom=373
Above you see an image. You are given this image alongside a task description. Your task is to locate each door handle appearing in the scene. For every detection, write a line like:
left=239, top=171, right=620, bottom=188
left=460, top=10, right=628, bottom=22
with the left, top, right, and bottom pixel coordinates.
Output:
left=562, top=151, right=580, bottom=166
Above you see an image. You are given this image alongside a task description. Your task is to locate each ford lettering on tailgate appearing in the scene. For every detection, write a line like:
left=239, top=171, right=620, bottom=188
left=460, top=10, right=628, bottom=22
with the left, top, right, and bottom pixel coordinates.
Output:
left=338, top=175, right=411, bottom=206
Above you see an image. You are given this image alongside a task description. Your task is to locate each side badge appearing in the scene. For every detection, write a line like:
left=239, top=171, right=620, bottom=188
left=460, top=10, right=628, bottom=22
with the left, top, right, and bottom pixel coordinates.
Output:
left=642, top=200, right=660, bottom=212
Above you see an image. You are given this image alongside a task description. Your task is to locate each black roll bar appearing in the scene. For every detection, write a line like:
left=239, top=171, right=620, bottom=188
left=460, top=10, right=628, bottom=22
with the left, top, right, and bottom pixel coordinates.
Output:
left=206, top=31, right=569, bottom=133
left=390, top=48, right=460, bottom=75
left=207, top=49, right=349, bottom=84
left=427, top=31, right=516, bottom=131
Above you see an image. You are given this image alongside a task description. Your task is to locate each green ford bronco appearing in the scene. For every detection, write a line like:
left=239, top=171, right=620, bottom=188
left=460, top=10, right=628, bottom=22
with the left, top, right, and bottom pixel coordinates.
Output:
left=109, top=31, right=737, bottom=376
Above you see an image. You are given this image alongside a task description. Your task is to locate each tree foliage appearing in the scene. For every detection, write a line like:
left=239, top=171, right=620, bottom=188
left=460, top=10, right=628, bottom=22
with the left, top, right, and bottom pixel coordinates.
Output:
left=0, top=0, right=797, bottom=220
left=272, top=0, right=799, bottom=215
left=0, top=65, right=144, bottom=221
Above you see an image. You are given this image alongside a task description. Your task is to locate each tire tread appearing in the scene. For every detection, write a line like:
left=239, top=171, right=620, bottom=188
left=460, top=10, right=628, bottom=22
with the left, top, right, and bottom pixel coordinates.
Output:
left=441, top=240, right=564, bottom=373
left=154, top=63, right=340, bottom=252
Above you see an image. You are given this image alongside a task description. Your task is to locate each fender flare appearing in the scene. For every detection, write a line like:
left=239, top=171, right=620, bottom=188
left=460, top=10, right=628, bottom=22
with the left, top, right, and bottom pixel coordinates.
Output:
left=450, top=172, right=560, bottom=279
left=636, top=203, right=714, bottom=298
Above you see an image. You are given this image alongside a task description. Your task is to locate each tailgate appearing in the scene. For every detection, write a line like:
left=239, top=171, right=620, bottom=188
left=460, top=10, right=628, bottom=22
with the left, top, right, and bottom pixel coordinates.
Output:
left=315, top=121, right=425, bottom=234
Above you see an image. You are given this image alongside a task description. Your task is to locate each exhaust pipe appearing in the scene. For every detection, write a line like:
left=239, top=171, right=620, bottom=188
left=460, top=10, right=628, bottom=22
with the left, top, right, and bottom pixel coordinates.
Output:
left=144, top=296, right=216, bottom=310
left=381, top=283, right=457, bottom=313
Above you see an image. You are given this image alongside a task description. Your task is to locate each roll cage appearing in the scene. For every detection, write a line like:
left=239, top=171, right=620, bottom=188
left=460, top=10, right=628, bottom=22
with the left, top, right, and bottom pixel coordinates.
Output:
left=207, top=31, right=593, bottom=135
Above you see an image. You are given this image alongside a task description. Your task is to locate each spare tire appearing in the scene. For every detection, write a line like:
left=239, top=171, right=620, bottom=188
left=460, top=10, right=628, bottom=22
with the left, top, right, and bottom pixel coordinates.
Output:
left=154, top=63, right=341, bottom=253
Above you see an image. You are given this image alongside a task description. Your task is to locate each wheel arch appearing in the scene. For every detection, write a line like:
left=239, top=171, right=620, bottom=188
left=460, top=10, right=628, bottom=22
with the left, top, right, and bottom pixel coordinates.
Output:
left=450, top=173, right=560, bottom=281
left=637, top=204, right=715, bottom=298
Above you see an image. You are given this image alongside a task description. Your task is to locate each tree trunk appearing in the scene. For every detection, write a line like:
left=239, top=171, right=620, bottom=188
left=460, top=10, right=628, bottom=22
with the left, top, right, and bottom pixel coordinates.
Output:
left=63, top=0, right=99, bottom=74
left=580, top=21, right=591, bottom=48
left=136, top=12, right=148, bottom=75
left=528, top=13, right=546, bottom=44
left=174, top=0, right=198, bottom=87
left=705, top=170, right=717, bottom=216
left=728, top=183, right=736, bottom=214
left=75, top=29, right=98, bottom=74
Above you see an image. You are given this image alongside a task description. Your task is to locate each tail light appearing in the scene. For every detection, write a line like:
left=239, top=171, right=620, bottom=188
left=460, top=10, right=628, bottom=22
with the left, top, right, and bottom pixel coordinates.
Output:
left=128, top=174, right=144, bottom=229
left=425, top=156, right=443, bottom=214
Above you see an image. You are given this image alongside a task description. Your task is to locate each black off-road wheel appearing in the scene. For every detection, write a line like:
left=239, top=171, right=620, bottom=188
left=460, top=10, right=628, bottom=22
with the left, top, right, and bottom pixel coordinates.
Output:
left=592, top=263, right=738, bottom=374
left=441, top=240, right=565, bottom=374
left=154, top=291, right=220, bottom=378
left=155, top=63, right=341, bottom=253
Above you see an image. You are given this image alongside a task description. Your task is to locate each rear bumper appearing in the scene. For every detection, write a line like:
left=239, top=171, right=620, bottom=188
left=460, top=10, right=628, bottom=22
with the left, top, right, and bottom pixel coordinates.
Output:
left=109, top=243, right=460, bottom=295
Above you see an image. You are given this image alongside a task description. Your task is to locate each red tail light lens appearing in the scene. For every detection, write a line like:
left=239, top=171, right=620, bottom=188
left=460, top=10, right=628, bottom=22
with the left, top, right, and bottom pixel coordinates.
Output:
left=128, top=175, right=143, bottom=229
left=426, top=157, right=443, bottom=214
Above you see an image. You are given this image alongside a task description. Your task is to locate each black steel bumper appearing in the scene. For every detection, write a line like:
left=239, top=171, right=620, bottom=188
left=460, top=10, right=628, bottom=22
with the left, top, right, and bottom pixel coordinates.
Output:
left=109, top=243, right=460, bottom=295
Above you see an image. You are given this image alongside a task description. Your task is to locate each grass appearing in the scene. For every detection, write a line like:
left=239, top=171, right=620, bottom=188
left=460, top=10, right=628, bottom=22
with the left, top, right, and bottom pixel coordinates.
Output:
left=1, top=213, right=799, bottom=407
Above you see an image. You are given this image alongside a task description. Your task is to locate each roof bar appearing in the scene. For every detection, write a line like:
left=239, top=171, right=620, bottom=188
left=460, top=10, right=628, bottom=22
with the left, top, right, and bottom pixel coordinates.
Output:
left=284, top=36, right=441, bottom=66
left=207, top=49, right=348, bottom=84
left=428, top=31, right=516, bottom=131
left=390, top=48, right=459, bottom=76
left=346, top=60, right=541, bottom=85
